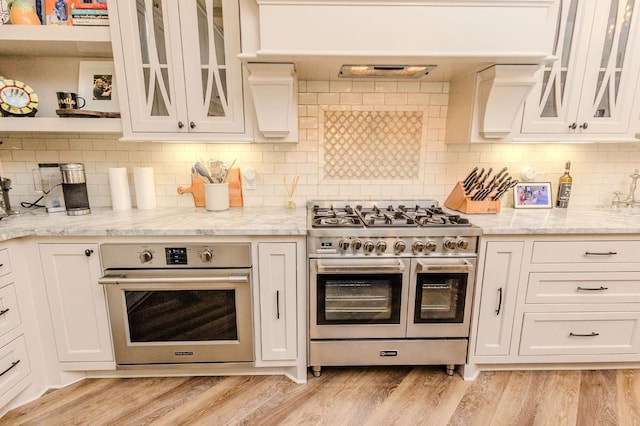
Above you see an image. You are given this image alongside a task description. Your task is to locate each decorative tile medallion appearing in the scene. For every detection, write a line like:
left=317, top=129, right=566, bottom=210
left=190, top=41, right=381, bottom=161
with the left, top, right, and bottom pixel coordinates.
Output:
left=323, top=110, right=422, bottom=179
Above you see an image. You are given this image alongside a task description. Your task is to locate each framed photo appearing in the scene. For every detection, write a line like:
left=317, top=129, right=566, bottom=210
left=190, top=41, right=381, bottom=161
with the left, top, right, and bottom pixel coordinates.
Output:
left=78, top=61, right=119, bottom=112
left=513, top=182, right=552, bottom=209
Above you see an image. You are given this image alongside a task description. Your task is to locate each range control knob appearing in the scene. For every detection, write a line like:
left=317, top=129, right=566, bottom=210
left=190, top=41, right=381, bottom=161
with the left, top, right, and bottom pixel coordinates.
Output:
left=412, top=240, right=425, bottom=254
left=443, top=238, right=458, bottom=251
left=425, top=240, right=437, bottom=252
left=394, top=240, right=407, bottom=254
left=457, top=238, right=469, bottom=250
left=140, top=250, right=153, bottom=263
left=338, top=239, right=350, bottom=251
left=363, top=241, right=375, bottom=254
left=352, top=239, right=363, bottom=251
left=200, top=250, right=213, bottom=262
left=376, top=241, right=388, bottom=254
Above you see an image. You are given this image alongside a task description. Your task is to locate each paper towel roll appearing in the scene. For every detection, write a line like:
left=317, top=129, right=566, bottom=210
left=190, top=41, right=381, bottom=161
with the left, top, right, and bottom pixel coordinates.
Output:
left=108, top=167, right=132, bottom=211
left=133, top=167, right=156, bottom=209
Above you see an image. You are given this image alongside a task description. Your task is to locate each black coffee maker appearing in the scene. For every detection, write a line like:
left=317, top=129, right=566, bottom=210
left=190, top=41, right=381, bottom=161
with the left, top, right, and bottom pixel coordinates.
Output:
left=60, top=163, right=91, bottom=216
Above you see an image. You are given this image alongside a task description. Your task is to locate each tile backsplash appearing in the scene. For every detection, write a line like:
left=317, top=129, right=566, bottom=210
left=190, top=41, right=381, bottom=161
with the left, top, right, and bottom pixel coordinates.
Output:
left=1, top=80, right=639, bottom=210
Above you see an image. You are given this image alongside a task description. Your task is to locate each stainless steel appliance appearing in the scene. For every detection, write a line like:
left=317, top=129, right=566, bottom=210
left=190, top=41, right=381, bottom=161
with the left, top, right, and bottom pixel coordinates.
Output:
left=99, top=243, right=254, bottom=366
left=60, top=163, right=90, bottom=216
left=308, top=201, right=481, bottom=377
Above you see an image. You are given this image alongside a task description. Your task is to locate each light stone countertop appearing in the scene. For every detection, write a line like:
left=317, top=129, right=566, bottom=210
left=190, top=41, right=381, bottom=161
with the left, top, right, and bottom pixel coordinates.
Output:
left=0, top=205, right=638, bottom=243
left=0, top=206, right=307, bottom=242
left=463, top=206, right=640, bottom=235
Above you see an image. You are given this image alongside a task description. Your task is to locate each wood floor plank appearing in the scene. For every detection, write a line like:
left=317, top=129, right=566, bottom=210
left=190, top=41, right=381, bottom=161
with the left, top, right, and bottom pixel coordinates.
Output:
left=489, top=370, right=549, bottom=426
left=576, top=370, right=619, bottom=426
left=617, top=369, right=640, bottom=426
left=277, top=367, right=410, bottom=426
left=364, top=367, right=470, bottom=426
left=448, top=371, right=512, bottom=426
left=530, top=370, right=581, bottom=426
left=2, top=368, right=637, bottom=425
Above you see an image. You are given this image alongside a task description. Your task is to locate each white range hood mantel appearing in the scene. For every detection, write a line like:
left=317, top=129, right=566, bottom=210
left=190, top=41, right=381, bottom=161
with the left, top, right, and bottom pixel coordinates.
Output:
left=243, top=0, right=556, bottom=81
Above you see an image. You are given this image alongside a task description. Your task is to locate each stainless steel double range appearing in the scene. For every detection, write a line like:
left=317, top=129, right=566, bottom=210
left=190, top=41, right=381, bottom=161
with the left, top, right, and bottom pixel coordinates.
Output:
left=308, top=200, right=482, bottom=376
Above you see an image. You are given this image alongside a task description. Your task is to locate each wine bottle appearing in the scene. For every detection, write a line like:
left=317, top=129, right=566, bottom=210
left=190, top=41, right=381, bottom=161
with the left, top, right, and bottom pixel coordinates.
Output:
left=556, top=161, right=572, bottom=208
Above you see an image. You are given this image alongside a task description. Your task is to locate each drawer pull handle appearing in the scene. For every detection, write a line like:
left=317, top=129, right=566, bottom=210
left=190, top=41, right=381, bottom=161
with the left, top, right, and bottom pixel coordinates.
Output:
left=276, top=290, right=280, bottom=320
left=495, top=287, right=503, bottom=315
left=569, top=332, right=599, bottom=337
left=0, top=308, right=9, bottom=316
left=584, top=251, right=617, bottom=256
left=0, top=360, right=20, bottom=378
left=577, top=286, right=608, bottom=291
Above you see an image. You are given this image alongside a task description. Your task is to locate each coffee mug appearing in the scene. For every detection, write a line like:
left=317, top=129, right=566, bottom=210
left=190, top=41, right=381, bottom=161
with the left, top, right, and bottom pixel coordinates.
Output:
left=56, top=92, right=86, bottom=110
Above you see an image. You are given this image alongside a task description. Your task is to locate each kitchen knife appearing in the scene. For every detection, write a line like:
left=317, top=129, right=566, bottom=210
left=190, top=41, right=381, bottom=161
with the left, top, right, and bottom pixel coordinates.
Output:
left=492, top=179, right=519, bottom=201
left=462, top=167, right=478, bottom=186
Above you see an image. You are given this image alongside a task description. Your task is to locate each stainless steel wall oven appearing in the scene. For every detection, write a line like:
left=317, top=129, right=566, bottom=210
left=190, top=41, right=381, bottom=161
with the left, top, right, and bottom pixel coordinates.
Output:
left=308, top=201, right=481, bottom=377
left=99, top=243, right=253, bottom=366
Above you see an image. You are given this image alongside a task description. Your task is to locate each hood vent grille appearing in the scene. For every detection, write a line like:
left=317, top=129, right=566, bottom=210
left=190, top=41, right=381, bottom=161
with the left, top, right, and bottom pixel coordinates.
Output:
left=339, top=65, right=437, bottom=79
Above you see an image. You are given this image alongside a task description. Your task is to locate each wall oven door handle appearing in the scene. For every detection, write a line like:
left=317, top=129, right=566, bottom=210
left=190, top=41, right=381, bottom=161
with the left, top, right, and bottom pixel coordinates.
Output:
left=98, top=275, right=250, bottom=285
left=316, top=259, right=405, bottom=273
left=416, top=259, right=473, bottom=273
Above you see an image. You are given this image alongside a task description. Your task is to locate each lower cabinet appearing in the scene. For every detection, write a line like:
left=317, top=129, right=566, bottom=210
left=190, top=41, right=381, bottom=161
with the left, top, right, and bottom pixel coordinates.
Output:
left=256, top=242, right=298, bottom=361
left=470, top=235, right=640, bottom=371
left=39, top=244, right=114, bottom=368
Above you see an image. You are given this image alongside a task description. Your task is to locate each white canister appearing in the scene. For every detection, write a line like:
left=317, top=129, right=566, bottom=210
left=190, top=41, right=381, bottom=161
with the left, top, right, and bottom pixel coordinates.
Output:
left=205, top=183, right=229, bottom=211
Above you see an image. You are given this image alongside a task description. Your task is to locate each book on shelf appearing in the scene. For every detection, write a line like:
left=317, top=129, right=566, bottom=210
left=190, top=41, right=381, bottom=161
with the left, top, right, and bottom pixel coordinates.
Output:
left=71, top=9, right=108, bottom=16
left=71, top=13, right=108, bottom=19
left=71, top=2, right=107, bottom=9
left=71, top=17, right=109, bottom=25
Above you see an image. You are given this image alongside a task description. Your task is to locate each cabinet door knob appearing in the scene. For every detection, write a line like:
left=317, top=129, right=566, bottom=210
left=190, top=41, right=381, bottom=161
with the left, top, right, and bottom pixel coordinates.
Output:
left=190, top=121, right=196, bottom=129
left=85, top=249, right=94, bottom=257
left=178, top=121, right=184, bottom=129
left=568, top=122, right=577, bottom=130
left=579, top=122, right=588, bottom=129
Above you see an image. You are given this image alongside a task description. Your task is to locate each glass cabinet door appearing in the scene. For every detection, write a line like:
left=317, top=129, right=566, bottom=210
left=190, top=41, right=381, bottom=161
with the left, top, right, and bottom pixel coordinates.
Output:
left=522, top=0, right=640, bottom=135
left=179, top=0, right=245, bottom=133
left=576, top=0, right=639, bottom=133
left=113, top=0, right=244, bottom=134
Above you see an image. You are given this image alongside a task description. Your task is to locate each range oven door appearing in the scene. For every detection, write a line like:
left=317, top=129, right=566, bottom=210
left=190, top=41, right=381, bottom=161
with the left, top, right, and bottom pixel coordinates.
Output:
left=99, top=268, right=253, bottom=365
left=407, top=257, right=476, bottom=338
left=309, top=258, right=410, bottom=339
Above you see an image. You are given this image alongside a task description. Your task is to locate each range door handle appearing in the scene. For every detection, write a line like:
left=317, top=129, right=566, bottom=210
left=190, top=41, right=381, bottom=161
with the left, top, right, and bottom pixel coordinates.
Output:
left=416, top=258, right=474, bottom=273
left=316, top=259, right=406, bottom=273
left=98, top=275, right=249, bottom=285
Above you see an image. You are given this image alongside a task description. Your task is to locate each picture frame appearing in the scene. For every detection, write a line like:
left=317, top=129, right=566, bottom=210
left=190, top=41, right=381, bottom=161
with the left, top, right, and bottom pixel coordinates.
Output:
left=513, top=182, right=552, bottom=209
left=78, top=61, right=119, bottom=112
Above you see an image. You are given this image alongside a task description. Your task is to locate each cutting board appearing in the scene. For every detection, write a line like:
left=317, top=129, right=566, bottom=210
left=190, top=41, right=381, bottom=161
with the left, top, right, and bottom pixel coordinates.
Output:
left=228, top=168, right=243, bottom=207
left=178, top=175, right=206, bottom=207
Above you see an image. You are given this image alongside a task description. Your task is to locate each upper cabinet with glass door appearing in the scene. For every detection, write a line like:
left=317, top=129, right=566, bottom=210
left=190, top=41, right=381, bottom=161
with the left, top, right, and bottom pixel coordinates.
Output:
left=519, top=0, right=640, bottom=141
left=109, top=0, right=248, bottom=141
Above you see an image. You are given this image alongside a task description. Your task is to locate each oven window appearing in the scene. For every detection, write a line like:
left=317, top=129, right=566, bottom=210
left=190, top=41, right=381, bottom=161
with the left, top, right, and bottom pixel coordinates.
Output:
left=414, top=273, right=467, bottom=323
left=125, top=290, right=237, bottom=342
left=317, top=273, right=403, bottom=324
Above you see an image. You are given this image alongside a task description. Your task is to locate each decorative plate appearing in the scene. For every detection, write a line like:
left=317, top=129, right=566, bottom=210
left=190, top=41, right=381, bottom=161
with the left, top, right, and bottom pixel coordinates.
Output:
left=0, top=79, right=38, bottom=117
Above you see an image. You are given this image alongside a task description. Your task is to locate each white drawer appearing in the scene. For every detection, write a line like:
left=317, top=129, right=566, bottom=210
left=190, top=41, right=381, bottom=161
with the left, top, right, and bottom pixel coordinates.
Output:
left=0, top=250, right=11, bottom=277
left=526, top=272, right=640, bottom=304
left=0, top=335, right=30, bottom=406
left=0, top=284, right=21, bottom=339
left=519, top=312, right=640, bottom=356
left=531, top=241, right=640, bottom=264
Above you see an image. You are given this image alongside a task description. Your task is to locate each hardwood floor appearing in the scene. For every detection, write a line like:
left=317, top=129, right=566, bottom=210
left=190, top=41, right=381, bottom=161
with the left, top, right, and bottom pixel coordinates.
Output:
left=2, top=367, right=639, bottom=425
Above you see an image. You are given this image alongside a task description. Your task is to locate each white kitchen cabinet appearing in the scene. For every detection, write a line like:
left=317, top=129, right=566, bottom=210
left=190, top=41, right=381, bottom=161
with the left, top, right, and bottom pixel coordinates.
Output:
left=519, top=0, right=640, bottom=140
left=109, top=0, right=247, bottom=141
left=473, top=241, right=524, bottom=356
left=38, top=244, right=113, bottom=368
left=0, top=25, right=121, bottom=133
left=468, top=235, right=640, bottom=377
left=0, top=247, right=32, bottom=411
left=256, top=242, right=297, bottom=361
